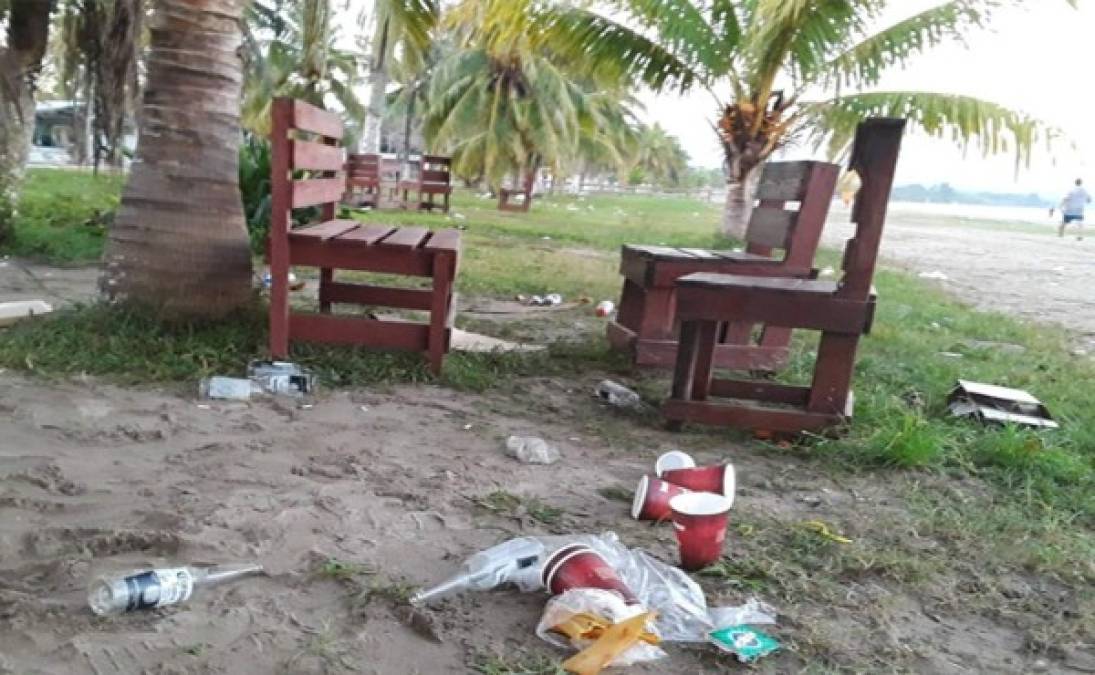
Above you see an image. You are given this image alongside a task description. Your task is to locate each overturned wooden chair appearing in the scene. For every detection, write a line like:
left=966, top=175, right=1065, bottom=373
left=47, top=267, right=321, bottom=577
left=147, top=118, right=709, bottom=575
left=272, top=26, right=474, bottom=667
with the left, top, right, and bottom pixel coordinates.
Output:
left=608, top=160, right=839, bottom=369
left=268, top=97, right=461, bottom=375
left=400, top=155, right=452, bottom=213
left=663, top=118, right=905, bottom=434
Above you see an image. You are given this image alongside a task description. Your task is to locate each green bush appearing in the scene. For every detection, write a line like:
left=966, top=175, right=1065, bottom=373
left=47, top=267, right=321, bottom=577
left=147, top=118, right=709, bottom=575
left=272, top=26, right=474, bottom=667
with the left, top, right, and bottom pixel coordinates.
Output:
left=239, top=134, right=272, bottom=253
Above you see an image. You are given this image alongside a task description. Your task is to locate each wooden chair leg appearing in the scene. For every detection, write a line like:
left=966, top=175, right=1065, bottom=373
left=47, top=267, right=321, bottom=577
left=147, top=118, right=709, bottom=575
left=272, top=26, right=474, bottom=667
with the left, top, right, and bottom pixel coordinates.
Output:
left=428, top=253, right=456, bottom=375
left=690, top=321, right=718, bottom=400
left=671, top=319, right=716, bottom=402
left=615, top=279, right=646, bottom=333
left=443, top=192, right=450, bottom=213
left=269, top=265, right=290, bottom=359
left=807, top=333, right=861, bottom=415
left=758, top=325, right=793, bottom=350
left=319, top=268, right=333, bottom=313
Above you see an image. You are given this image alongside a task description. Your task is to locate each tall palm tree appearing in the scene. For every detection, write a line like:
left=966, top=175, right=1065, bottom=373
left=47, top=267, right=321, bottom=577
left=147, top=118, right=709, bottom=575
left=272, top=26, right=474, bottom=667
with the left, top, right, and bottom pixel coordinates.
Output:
left=0, top=0, right=54, bottom=244
left=631, top=123, right=689, bottom=187
left=102, top=0, right=252, bottom=319
left=360, top=0, right=438, bottom=152
left=241, top=0, right=365, bottom=142
left=553, top=0, right=1066, bottom=236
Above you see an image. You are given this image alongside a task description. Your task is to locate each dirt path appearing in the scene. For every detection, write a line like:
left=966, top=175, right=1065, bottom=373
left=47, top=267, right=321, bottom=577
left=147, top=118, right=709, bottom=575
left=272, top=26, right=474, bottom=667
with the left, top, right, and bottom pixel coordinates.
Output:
left=825, top=205, right=1095, bottom=349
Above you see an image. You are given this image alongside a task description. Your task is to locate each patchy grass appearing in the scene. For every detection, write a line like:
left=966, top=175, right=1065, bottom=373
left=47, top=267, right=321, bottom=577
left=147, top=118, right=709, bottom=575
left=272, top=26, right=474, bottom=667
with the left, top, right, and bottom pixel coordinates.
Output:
left=471, top=650, right=566, bottom=675
left=4, top=168, right=124, bottom=262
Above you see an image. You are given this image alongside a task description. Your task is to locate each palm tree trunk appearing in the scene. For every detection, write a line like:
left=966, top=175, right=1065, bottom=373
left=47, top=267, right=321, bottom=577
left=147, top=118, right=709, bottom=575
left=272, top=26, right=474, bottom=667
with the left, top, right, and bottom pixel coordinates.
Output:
left=361, top=18, right=390, bottom=153
left=0, top=0, right=52, bottom=244
left=722, top=176, right=753, bottom=240
left=102, top=0, right=252, bottom=320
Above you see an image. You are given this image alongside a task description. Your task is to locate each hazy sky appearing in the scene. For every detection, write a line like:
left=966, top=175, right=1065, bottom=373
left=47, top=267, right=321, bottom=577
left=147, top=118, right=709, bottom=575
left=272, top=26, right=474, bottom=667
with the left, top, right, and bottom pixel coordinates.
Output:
left=640, top=1, right=1095, bottom=196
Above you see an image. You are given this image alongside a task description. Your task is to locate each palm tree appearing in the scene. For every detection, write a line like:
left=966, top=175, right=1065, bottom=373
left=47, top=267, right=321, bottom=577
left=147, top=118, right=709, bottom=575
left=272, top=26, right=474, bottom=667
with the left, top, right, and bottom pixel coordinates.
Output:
left=360, top=0, right=438, bottom=152
left=631, top=123, right=689, bottom=187
left=420, top=0, right=640, bottom=190
left=102, top=0, right=252, bottom=319
left=0, top=0, right=54, bottom=244
left=554, top=0, right=1065, bottom=237
left=241, top=0, right=365, bottom=142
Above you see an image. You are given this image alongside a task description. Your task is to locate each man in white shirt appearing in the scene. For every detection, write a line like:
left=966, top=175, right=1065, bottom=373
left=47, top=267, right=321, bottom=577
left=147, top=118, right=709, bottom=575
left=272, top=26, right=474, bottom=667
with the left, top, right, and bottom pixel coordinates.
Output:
left=1058, top=178, right=1091, bottom=239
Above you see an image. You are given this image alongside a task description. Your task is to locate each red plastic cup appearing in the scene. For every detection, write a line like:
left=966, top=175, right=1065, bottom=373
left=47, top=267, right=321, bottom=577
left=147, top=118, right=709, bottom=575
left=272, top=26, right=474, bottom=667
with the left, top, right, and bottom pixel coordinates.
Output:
left=543, top=546, right=638, bottom=604
left=669, top=492, right=734, bottom=571
left=659, top=463, right=736, bottom=503
left=654, top=450, right=695, bottom=476
left=631, top=475, right=691, bottom=522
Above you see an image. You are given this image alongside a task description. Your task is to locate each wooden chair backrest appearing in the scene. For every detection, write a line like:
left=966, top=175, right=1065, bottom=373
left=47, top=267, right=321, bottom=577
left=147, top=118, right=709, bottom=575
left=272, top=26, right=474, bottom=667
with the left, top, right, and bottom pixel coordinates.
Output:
left=379, top=156, right=401, bottom=182
left=271, top=97, right=346, bottom=236
left=346, top=153, right=379, bottom=185
left=837, top=118, right=906, bottom=299
left=421, top=155, right=451, bottom=187
left=744, top=160, right=839, bottom=268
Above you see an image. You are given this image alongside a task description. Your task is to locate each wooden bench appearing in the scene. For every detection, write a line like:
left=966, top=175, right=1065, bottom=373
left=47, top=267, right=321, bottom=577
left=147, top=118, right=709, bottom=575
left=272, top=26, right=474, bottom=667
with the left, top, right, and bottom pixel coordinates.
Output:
left=345, top=153, right=380, bottom=208
left=400, top=155, right=452, bottom=213
left=268, top=97, right=461, bottom=374
left=663, top=119, right=905, bottom=434
left=498, top=172, right=535, bottom=212
left=608, top=160, right=840, bottom=369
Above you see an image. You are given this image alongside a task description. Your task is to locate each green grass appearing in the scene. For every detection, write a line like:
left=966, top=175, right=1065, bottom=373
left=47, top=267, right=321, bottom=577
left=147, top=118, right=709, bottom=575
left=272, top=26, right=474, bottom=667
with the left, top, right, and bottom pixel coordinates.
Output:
left=5, top=168, right=124, bottom=262
left=3, top=168, right=1094, bottom=527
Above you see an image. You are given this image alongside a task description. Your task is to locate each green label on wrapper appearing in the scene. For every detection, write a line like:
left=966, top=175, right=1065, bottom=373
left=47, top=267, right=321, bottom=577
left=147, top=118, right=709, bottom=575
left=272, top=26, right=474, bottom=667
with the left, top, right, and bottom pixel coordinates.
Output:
left=708, top=624, right=780, bottom=663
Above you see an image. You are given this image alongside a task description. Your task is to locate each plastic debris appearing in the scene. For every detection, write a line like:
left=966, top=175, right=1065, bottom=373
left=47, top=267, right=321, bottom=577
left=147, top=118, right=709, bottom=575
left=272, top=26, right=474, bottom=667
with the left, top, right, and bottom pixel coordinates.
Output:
left=708, top=624, right=780, bottom=663
left=410, top=537, right=545, bottom=605
left=800, top=520, right=853, bottom=544
left=199, top=376, right=255, bottom=401
left=200, top=361, right=315, bottom=401
left=537, top=589, right=665, bottom=668
left=918, top=270, right=949, bottom=281
left=562, top=611, right=659, bottom=675
left=88, top=564, right=263, bottom=615
left=505, top=435, right=562, bottom=464
left=594, top=300, right=615, bottom=317
left=947, top=379, right=1058, bottom=429
left=595, top=380, right=642, bottom=409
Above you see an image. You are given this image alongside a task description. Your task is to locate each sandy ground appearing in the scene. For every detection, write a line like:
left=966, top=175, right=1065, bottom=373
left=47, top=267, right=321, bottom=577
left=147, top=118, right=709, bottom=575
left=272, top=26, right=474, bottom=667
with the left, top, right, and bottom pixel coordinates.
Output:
left=825, top=206, right=1095, bottom=349
left=1, top=214, right=1093, bottom=673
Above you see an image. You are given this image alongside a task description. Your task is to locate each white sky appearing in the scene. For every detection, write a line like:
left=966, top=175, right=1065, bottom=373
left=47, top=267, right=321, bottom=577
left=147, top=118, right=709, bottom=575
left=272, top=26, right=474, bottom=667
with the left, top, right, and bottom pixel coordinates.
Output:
left=640, top=1, right=1095, bottom=196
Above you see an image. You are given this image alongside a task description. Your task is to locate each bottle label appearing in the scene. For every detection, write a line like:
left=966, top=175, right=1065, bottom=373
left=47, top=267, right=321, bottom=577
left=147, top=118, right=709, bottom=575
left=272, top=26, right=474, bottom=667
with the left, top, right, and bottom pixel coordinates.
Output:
left=123, top=568, right=194, bottom=611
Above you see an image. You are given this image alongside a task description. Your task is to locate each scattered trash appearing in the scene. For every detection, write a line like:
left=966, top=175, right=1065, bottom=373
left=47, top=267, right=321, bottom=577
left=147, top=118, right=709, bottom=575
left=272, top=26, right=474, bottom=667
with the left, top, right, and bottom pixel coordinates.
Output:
left=918, top=270, right=948, bottom=281
left=199, top=376, right=255, bottom=401
left=631, top=475, right=690, bottom=522
left=359, top=405, right=370, bottom=413
left=594, top=300, right=615, bottom=317
left=410, top=537, right=545, bottom=606
left=938, top=351, right=964, bottom=359
left=0, top=300, right=53, bottom=327
left=669, top=493, right=734, bottom=571
left=654, top=450, right=695, bottom=476
left=515, top=293, right=529, bottom=302
left=505, top=435, right=562, bottom=464
left=595, top=380, right=642, bottom=409
left=947, top=380, right=1058, bottom=430
left=543, top=544, right=638, bottom=604
left=546, top=293, right=563, bottom=305
left=800, top=520, right=853, bottom=544
left=526, top=294, right=563, bottom=307
left=538, top=589, right=665, bottom=668
left=88, top=563, right=263, bottom=615
left=707, top=598, right=777, bottom=630
left=708, top=624, right=780, bottom=663
left=462, top=423, right=473, bottom=430
left=200, top=361, right=315, bottom=401
left=262, top=271, right=305, bottom=291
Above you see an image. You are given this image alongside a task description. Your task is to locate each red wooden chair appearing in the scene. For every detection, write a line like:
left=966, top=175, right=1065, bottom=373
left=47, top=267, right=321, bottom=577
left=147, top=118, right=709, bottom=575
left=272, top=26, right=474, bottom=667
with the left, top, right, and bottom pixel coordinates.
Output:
left=498, top=172, right=535, bottom=212
left=268, top=97, right=461, bottom=374
left=400, top=155, right=452, bottom=213
left=345, top=153, right=379, bottom=207
left=608, top=160, right=840, bottom=369
left=663, top=118, right=905, bottom=434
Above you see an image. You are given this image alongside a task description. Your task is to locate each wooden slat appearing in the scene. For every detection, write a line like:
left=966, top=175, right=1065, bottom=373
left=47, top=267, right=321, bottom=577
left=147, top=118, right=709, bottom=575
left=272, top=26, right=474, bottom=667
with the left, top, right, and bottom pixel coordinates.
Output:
left=320, top=282, right=433, bottom=310
left=423, top=155, right=450, bottom=166
left=421, top=169, right=449, bottom=183
left=292, top=178, right=344, bottom=208
left=712, top=250, right=770, bottom=262
left=290, top=99, right=343, bottom=140
left=709, top=379, right=811, bottom=405
left=745, top=208, right=797, bottom=249
left=291, top=140, right=343, bottom=171
left=335, top=224, right=395, bottom=246
left=677, top=273, right=836, bottom=294
left=378, top=227, right=429, bottom=249
left=755, top=161, right=813, bottom=201
left=662, top=399, right=842, bottom=434
left=424, top=228, right=461, bottom=253
left=677, top=248, right=719, bottom=259
left=289, top=219, right=359, bottom=241
left=289, top=314, right=429, bottom=350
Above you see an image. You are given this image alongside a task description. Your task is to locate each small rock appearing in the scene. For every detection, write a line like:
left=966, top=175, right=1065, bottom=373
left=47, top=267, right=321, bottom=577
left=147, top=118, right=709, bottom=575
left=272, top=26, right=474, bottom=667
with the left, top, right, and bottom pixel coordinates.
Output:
left=798, top=494, right=823, bottom=508
left=505, top=436, right=561, bottom=465
left=397, top=606, right=444, bottom=643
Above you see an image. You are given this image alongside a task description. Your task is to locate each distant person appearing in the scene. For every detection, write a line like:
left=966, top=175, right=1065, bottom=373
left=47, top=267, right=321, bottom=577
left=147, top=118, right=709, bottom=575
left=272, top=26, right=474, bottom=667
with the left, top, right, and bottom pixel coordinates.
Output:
left=1055, top=178, right=1091, bottom=239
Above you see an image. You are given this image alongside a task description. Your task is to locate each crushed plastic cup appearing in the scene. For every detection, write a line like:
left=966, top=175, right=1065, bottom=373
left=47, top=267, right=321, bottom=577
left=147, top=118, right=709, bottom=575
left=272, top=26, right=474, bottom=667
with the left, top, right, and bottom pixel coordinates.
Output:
left=595, top=300, right=615, bottom=317
left=631, top=475, right=691, bottom=522
left=669, top=492, right=733, bottom=571
left=543, top=546, right=638, bottom=604
left=654, top=451, right=695, bottom=476
left=660, top=463, right=736, bottom=501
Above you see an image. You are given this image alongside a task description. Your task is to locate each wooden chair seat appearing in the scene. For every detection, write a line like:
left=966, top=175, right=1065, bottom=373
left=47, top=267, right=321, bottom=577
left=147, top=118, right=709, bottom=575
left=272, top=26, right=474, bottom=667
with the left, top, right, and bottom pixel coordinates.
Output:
left=608, top=160, right=840, bottom=369
left=663, top=118, right=905, bottom=435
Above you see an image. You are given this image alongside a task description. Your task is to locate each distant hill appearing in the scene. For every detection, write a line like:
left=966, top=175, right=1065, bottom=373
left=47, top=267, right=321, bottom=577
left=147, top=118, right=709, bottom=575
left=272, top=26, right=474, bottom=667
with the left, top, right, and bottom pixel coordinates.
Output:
left=892, top=183, right=1051, bottom=208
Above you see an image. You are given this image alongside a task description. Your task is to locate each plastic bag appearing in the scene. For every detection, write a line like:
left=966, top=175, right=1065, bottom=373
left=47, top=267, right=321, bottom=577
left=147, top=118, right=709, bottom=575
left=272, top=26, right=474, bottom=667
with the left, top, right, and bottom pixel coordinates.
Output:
left=536, top=588, right=667, bottom=666
left=708, top=599, right=777, bottom=629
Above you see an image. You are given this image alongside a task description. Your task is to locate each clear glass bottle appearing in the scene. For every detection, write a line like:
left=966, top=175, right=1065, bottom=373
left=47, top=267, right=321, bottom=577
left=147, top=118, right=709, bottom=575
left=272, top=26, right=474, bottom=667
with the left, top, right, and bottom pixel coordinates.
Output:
left=88, top=564, right=263, bottom=616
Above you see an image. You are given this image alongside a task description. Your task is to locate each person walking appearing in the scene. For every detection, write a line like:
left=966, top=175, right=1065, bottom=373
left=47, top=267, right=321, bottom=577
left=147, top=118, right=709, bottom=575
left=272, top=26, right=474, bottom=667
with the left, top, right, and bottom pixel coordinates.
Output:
left=1057, top=178, right=1091, bottom=239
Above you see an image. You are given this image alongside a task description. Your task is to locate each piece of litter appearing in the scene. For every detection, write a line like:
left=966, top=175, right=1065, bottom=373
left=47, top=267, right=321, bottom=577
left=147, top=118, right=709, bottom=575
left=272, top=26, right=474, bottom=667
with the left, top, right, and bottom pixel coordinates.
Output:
left=505, top=435, right=561, bottom=464
left=947, top=379, right=1058, bottom=430
left=938, top=351, right=964, bottom=359
left=196, top=404, right=211, bottom=410
left=595, top=380, right=642, bottom=409
left=359, top=405, right=369, bottom=412
left=463, top=424, right=473, bottom=430
left=800, top=520, right=852, bottom=544
left=918, top=270, right=948, bottom=281
left=708, top=625, right=780, bottom=663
